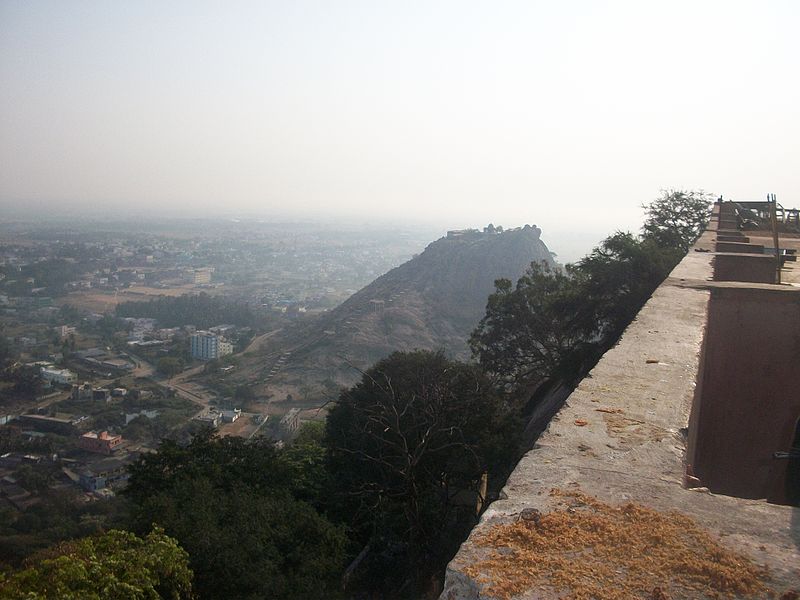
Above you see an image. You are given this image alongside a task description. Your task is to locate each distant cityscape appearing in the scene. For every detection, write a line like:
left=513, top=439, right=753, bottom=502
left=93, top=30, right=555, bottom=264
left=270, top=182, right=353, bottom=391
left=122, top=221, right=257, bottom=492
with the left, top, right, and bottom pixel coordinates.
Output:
left=0, top=219, right=436, bottom=511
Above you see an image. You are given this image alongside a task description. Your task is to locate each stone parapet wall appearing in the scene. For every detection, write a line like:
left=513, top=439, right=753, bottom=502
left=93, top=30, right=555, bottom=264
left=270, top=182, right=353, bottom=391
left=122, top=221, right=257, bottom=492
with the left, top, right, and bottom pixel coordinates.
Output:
left=440, top=214, right=800, bottom=598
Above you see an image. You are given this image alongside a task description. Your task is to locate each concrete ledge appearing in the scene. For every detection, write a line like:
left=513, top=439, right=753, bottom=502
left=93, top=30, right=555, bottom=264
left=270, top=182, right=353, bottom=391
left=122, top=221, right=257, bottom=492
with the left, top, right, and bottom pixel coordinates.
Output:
left=440, top=232, right=800, bottom=598
left=714, top=253, right=777, bottom=284
left=715, top=241, right=765, bottom=253
left=716, top=229, right=747, bottom=239
left=717, top=234, right=750, bottom=243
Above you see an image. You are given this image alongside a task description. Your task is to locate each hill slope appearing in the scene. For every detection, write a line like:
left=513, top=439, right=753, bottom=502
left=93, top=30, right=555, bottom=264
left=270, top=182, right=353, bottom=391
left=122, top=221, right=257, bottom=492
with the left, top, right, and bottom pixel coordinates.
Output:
left=251, top=225, right=557, bottom=396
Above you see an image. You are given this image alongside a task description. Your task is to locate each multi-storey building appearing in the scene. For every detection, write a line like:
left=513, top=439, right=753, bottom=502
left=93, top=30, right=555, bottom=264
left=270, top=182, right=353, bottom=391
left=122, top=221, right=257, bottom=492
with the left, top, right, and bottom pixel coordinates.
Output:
left=190, top=331, right=233, bottom=361
left=192, top=267, right=214, bottom=284
left=40, top=367, right=77, bottom=385
left=78, top=430, right=123, bottom=455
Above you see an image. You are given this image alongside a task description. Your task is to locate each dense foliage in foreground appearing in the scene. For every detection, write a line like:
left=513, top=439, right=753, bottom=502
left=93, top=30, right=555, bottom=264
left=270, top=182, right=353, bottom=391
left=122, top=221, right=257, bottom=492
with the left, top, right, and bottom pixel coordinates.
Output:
left=325, top=351, right=520, bottom=594
left=0, top=528, right=193, bottom=600
left=125, top=431, right=348, bottom=600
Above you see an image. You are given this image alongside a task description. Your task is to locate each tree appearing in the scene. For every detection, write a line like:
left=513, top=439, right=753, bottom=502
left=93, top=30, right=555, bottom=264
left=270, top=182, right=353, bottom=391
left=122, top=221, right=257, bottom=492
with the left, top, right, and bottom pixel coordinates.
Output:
left=573, top=231, right=680, bottom=338
left=93, top=315, right=123, bottom=342
left=642, top=189, right=712, bottom=252
left=156, top=357, right=184, bottom=378
left=14, top=464, right=53, bottom=494
left=124, top=431, right=347, bottom=600
left=115, top=293, right=270, bottom=330
left=0, top=527, right=193, bottom=600
left=282, top=422, right=329, bottom=506
left=0, top=336, right=14, bottom=371
left=233, top=384, right=254, bottom=403
left=470, top=262, right=590, bottom=388
left=9, top=366, right=43, bottom=400
left=324, top=351, right=519, bottom=595
left=472, top=231, right=683, bottom=392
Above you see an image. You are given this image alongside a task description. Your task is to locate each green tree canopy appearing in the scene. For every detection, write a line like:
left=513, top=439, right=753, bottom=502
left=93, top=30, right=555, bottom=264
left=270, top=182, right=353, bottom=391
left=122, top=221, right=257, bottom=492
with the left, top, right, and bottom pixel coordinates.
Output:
left=472, top=230, right=685, bottom=391
left=124, top=431, right=347, bottom=600
left=156, top=357, right=184, bottom=378
left=642, top=189, right=712, bottom=252
left=0, top=528, right=193, bottom=600
left=574, top=231, right=682, bottom=339
left=0, top=336, right=15, bottom=371
left=324, top=350, right=519, bottom=595
left=469, top=262, right=590, bottom=388
left=115, top=293, right=268, bottom=330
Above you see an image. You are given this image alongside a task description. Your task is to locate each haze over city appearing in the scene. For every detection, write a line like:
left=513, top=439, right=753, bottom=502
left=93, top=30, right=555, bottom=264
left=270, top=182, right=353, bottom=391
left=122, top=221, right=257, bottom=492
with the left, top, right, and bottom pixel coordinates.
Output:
left=2, top=0, right=799, bottom=260
left=3, top=2, right=800, bottom=598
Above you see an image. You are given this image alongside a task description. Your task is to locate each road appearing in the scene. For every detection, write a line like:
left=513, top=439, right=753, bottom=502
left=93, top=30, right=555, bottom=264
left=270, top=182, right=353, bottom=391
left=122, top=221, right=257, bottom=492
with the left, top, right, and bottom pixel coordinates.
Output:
left=123, top=350, right=157, bottom=379
left=34, top=330, right=285, bottom=429
left=125, top=350, right=213, bottom=416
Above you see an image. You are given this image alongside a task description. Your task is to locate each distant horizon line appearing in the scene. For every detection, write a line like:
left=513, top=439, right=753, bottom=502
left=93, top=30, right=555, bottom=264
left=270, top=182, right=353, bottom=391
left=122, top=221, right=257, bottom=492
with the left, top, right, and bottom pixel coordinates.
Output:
left=0, top=206, right=617, bottom=264
left=0, top=206, right=546, bottom=233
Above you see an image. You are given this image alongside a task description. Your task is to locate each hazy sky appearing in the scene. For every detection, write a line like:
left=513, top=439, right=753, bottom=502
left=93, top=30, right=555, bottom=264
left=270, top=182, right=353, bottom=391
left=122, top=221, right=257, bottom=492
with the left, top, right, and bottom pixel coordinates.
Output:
left=1, top=1, right=798, bottom=260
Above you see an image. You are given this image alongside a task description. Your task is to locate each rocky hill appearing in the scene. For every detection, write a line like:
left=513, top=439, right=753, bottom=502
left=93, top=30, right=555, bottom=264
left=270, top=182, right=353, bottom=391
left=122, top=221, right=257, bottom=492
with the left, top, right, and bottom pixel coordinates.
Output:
left=249, top=225, right=557, bottom=396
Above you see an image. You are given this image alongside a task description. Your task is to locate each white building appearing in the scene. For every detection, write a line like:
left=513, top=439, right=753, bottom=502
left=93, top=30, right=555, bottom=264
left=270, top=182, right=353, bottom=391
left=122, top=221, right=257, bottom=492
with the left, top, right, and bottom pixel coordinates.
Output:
left=190, top=331, right=233, bottom=361
left=40, top=367, right=77, bottom=385
left=221, top=409, right=242, bottom=423
left=194, top=412, right=220, bottom=428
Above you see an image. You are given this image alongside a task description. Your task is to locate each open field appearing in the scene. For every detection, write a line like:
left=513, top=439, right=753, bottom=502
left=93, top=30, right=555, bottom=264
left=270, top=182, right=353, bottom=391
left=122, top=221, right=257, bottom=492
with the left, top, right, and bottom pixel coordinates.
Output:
left=217, top=413, right=263, bottom=438
left=55, top=284, right=219, bottom=313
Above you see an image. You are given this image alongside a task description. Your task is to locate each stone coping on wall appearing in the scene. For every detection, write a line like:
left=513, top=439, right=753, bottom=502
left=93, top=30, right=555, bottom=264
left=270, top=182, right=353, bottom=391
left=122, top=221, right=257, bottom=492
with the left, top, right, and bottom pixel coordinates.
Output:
left=439, top=226, right=800, bottom=598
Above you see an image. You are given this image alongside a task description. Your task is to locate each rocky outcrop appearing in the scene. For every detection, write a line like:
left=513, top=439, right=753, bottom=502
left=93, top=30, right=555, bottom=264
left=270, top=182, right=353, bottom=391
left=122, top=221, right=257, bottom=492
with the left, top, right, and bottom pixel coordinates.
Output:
left=264, top=225, right=556, bottom=388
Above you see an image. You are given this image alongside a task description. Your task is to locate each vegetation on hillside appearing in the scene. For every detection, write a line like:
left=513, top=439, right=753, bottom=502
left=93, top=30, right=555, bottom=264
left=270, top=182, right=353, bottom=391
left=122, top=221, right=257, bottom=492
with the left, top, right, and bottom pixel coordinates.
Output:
left=472, top=190, right=710, bottom=392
